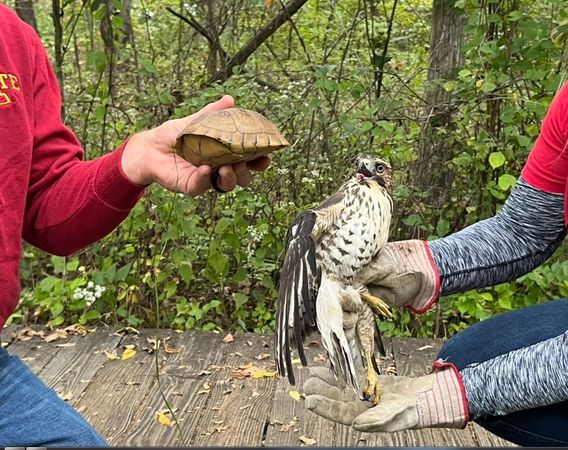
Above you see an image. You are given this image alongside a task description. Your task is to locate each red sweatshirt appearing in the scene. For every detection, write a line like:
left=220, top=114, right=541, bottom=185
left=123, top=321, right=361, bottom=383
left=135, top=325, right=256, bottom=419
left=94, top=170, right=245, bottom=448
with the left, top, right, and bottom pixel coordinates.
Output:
left=522, top=81, right=568, bottom=218
left=0, top=5, right=145, bottom=329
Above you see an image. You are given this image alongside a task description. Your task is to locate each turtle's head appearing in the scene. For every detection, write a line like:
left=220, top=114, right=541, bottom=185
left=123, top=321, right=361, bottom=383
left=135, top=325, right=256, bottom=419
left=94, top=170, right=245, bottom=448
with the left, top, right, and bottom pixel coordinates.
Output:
left=354, top=155, right=393, bottom=193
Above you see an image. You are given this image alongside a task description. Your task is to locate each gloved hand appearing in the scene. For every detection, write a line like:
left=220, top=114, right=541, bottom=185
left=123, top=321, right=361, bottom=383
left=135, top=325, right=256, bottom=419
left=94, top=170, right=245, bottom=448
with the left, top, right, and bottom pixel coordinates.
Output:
left=303, top=365, right=469, bottom=432
left=354, top=240, right=440, bottom=313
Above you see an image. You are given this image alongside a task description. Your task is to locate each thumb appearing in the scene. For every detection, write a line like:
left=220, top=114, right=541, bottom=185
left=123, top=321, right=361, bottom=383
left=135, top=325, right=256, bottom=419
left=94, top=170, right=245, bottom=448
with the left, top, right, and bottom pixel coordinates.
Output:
left=199, top=94, right=235, bottom=114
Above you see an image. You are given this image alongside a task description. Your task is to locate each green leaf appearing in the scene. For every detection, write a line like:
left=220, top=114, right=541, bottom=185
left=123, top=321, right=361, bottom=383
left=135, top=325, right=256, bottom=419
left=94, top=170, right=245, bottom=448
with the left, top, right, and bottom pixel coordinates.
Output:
left=508, top=11, right=523, bottom=21
left=517, top=135, right=532, bottom=149
left=436, top=219, right=450, bottom=237
left=87, top=50, right=107, bottom=74
left=498, top=174, right=517, bottom=191
left=488, top=151, right=506, bottom=169
left=51, top=255, right=66, bottom=274
left=115, top=263, right=132, bottom=281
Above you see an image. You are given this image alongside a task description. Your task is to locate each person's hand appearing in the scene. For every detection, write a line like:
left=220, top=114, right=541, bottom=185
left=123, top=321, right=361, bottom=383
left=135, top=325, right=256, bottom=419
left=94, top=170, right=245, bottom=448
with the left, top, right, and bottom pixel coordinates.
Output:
left=353, top=240, right=441, bottom=314
left=120, top=95, right=271, bottom=195
left=303, top=365, right=469, bottom=432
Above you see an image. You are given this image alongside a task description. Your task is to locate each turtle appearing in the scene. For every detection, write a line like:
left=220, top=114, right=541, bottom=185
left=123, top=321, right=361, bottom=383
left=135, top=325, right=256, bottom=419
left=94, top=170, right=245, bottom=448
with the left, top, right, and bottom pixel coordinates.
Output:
left=174, top=108, right=289, bottom=168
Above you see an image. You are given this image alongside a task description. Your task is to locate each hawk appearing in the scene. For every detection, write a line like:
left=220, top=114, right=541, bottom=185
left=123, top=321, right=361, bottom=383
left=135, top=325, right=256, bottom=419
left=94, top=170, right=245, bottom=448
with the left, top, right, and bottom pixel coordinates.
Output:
left=275, top=155, right=394, bottom=402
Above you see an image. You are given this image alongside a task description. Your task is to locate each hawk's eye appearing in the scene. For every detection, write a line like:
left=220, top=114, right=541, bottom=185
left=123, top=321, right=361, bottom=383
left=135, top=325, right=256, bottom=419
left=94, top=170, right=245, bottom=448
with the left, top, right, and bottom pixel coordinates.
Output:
left=375, top=163, right=385, bottom=173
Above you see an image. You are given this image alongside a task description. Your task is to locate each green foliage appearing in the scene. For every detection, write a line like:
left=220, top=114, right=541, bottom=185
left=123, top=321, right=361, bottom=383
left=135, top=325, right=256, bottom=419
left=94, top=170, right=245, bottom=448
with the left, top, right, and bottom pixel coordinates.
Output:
left=13, top=0, right=568, bottom=338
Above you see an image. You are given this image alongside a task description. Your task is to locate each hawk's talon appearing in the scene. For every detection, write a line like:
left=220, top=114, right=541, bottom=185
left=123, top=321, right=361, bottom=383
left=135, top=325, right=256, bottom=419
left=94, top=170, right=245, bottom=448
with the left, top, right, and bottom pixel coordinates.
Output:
left=360, top=291, right=393, bottom=319
left=362, top=351, right=382, bottom=403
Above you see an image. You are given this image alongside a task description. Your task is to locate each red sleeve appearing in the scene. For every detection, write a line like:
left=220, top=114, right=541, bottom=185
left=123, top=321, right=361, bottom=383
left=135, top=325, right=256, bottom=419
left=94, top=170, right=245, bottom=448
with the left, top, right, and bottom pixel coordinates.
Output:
left=23, top=36, right=145, bottom=256
left=521, top=82, right=568, bottom=194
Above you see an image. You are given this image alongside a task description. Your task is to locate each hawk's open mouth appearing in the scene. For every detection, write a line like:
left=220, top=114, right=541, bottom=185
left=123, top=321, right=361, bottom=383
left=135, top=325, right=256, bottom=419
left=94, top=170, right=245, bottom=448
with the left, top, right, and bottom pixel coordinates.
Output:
left=356, top=167, right=373, bottom=178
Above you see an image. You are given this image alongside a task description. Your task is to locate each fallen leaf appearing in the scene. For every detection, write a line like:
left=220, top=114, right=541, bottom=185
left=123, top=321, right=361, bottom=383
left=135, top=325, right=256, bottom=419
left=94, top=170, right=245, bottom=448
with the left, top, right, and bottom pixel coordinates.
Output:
left=251, top=391, right=260, bottom=398
left=197, top=382, right=211, bottom=395
left=122, top=347, right=137, bottom=360
left=104, top=350, right=119, bottom=361
left=417, top=344, right=434, bottom=351
left=223, top=333, right=234, bottom=343
left=196, top=369, right=212, bottom=376
left=15, top=327, right=44, bottom=341
left=307, top=341, right=320, bottom=347
left=164, top=340, right=181, bottom=354
left=264, top=0, right=273, bottom=7
left=115, top=326, right=140, bottom=335
left=280, top=417, right=297, bottom=432
left=232, top=363, right=277, bottom=379
left=292, top=358, right=302, bottom=365
left=44, top=330, right=68, bottom=342
left=288, top=390, right=301, bottom=401
left=126, top=381, right=140, bottom=386
left=255, top=353, right=271, bottom=360
left=239, top=404, right=251, bottom=410
left=55, top=342, right=76, bottom=348
left=64, top=324, right=89, bottom=336
left=156, top=410, right=173, bottom=427
left=299, top=435, right=316, bottom=445
left=247, top=340, right=253, bottom=346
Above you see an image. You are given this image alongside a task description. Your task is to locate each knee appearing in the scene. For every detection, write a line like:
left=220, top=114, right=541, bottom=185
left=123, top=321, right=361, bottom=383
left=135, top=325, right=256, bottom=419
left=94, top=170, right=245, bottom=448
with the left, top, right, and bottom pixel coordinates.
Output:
left=48, top=421, right=108, bottom=447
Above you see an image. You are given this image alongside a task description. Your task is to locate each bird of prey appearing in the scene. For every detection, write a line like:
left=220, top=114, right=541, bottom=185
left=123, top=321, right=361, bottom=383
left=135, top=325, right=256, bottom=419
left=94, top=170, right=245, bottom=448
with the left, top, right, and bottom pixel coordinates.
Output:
left=275, top=155, right=394, bottom=403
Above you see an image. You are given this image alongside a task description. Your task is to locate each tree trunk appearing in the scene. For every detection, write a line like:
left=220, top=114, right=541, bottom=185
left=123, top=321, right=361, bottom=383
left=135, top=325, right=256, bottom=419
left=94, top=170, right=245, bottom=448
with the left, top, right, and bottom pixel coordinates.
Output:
left=51, top=0, right=65, bottom=115
left=206, top=0, right=220, bottom=78
left=15, top=0, right=38, bottom=33
left=412, top=0, right=465, bottom=237
left=206, top=0, right=309, bottom=85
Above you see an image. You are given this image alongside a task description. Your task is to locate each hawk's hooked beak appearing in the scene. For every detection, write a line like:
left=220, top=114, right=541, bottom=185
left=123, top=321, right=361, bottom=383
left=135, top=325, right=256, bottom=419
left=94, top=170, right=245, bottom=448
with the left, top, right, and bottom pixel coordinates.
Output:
left=355, top=157, right=374, bottom=178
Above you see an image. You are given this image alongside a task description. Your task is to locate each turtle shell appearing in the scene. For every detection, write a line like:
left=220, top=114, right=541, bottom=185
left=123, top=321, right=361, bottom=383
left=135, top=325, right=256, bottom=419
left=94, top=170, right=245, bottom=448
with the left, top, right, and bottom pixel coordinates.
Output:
left=174, top=108, right=289, bottom=168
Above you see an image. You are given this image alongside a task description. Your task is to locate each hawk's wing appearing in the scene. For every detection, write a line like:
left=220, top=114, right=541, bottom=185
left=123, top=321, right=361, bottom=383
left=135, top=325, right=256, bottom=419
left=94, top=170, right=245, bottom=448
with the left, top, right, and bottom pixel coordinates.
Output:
left=275, top=191, right=347, bottom=385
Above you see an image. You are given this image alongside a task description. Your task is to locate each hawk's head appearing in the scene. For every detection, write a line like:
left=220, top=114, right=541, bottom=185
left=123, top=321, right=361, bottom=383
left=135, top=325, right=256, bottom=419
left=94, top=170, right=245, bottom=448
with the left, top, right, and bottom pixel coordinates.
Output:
left=354, top=155, right=393, bottom=194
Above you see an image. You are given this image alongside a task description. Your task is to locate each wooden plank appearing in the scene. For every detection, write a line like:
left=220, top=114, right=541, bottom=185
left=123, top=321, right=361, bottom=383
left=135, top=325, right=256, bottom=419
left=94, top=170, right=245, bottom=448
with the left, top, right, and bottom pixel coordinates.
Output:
left=113, top=330, right=229, bottom=446
left=73, top=329, right=171, bottom=444
left=264, top=336, right=336, bottom=446
left=8, top=326, right=65, bottom=374
left=26, top=328, right=123, bottom=406
left=191, top=333, right=277, bottom=446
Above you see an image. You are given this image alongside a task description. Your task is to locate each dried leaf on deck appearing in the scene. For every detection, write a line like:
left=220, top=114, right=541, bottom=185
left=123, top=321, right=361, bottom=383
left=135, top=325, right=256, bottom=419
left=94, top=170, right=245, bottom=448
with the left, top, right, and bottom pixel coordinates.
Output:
left=115, top=326, right=140, bottom=335
left=197, top=382, right=211, bottom=395
left=299, top=435, right=316, bottom=445
left=280, top=417, right=297, bottom=432
left=223, top=333, right=234, bottom=343
left=232, top=363, right=277, bottom=379
left=164, top=340, right=181, bottom=354
left=44, top=329, right=68, bottom=342
left=288, top=390, right=301, bottom=401
left=417, top=344, right=434, bottom=351
left=104, top=350, right=119, bottom=361
left=255, top=353, right=271, bottom=360
left=292, top=358, right=302, bottom=365
left=55, top=342, right=76, bottom=348
left=122, top=346, right=137, bottom=360
left=155, top=410, right=173, bottom=427
left=15, top=327, right=44, bottom=341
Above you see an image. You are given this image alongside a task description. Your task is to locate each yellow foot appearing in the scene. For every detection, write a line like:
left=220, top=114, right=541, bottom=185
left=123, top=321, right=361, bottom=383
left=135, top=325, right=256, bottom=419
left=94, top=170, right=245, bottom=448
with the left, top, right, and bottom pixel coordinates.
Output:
left=360, top=291, right=393, bottom=319
left=363, top=353, right=382, bottom=403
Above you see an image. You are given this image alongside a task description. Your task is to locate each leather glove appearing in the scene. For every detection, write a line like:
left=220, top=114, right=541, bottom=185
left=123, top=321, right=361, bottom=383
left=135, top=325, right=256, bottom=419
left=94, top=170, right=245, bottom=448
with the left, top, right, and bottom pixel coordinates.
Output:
left=354, top=240, right=440, bottom=313
left=303, top=365, right=469, bottom=432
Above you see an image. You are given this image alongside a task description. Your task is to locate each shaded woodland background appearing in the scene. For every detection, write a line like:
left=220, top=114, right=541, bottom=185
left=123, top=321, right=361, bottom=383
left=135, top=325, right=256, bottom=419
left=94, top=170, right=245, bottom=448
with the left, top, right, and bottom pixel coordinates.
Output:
left=9, top=0, right=568, bottom=337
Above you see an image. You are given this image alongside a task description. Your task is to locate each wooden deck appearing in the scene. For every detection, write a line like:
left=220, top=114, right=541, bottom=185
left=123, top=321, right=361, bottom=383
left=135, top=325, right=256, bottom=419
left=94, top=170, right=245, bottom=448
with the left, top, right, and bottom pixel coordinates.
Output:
left=1, top=326, right=515, bottom=447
